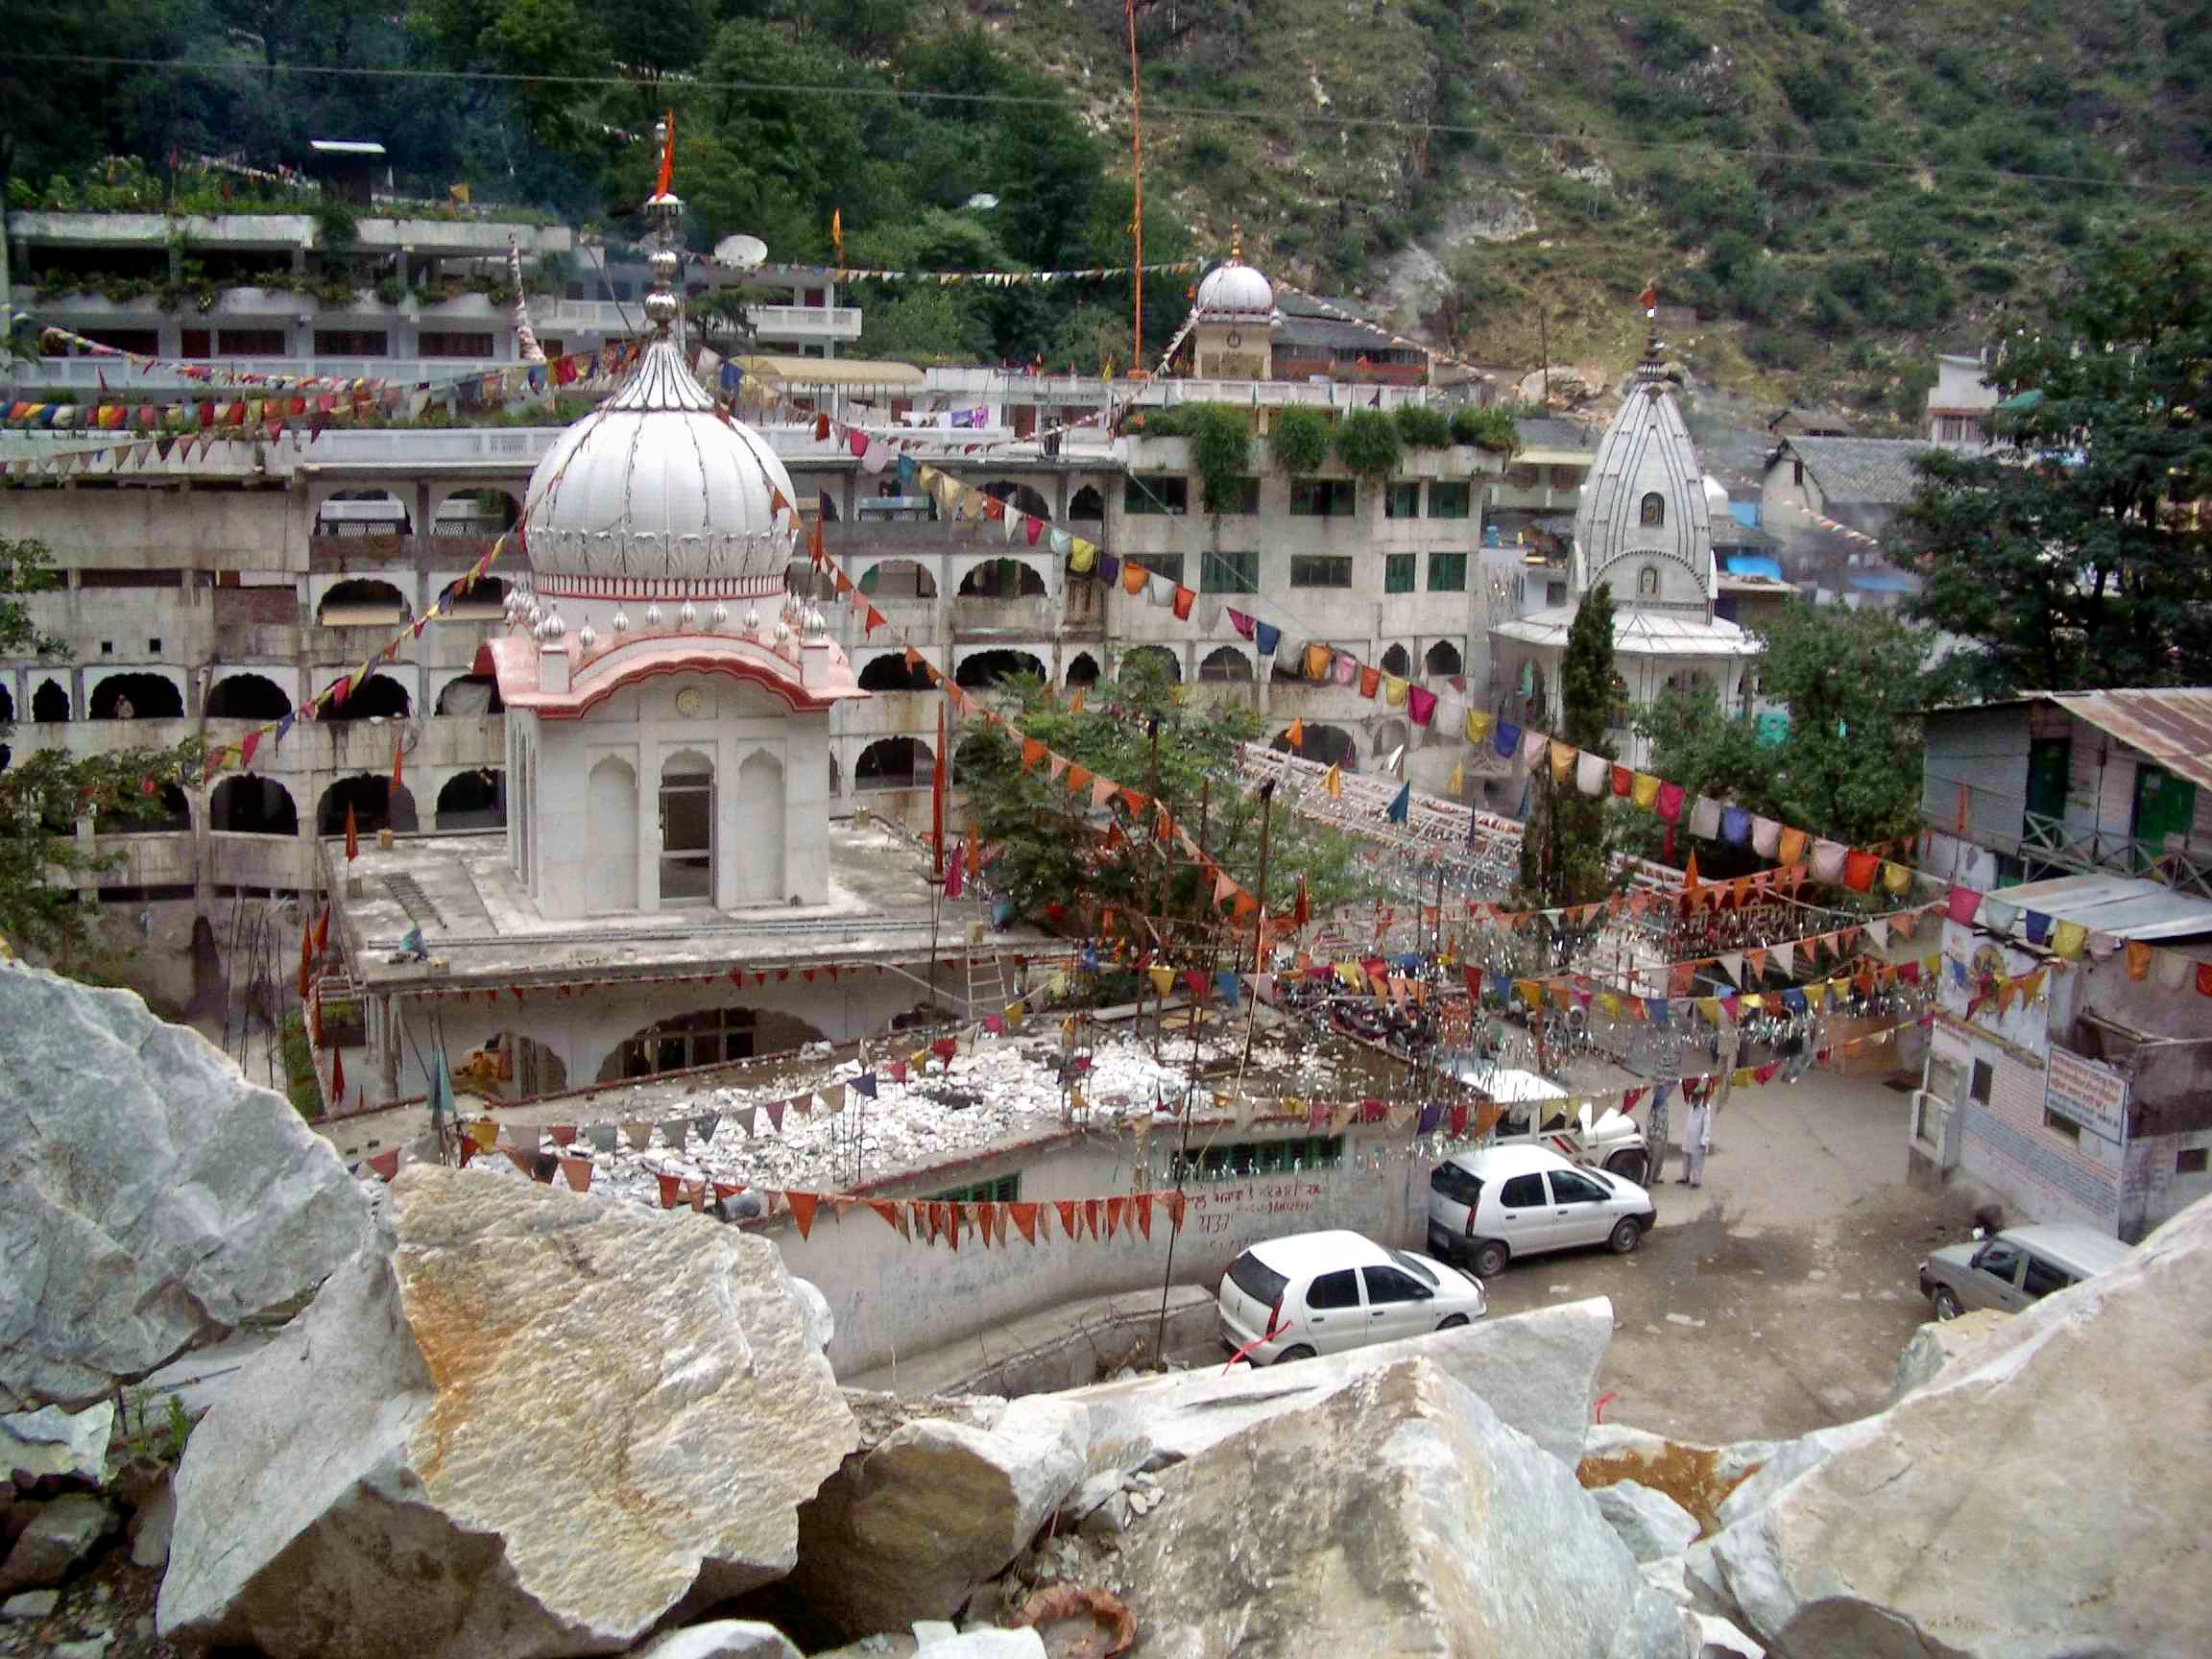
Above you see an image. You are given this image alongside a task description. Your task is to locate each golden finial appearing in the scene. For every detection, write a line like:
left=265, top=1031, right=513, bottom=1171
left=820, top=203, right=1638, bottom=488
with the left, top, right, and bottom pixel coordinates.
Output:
left=1230, top=223, right=1242, bottom=263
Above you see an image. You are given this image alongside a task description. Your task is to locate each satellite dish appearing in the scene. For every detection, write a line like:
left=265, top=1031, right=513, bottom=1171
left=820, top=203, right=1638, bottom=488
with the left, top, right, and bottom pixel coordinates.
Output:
left=714, top=233, right=767, bottom=272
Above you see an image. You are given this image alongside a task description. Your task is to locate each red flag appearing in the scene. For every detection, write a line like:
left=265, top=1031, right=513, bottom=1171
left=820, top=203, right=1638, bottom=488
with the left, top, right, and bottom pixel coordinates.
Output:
left=1636, top=279, right=1658, bottom=311
left=787, top=1191, right=820, bottom=1239
left=656, top=108, right=675, bottom=198
left=344, top=803, right=359, bottom=862
left=1008, top=1201, right=1040, bottom=1244
left=392, top=734, right=405, bottom=790
left=298, top=913, right=313, bottom=998
left=329, top=1046, right=345, bottom=1100
left=1054, top=1198, right=1079, bottom=1239
left=366, top=1147, right=399, bottom=1182
left=313, top=906, right=329, bottom=955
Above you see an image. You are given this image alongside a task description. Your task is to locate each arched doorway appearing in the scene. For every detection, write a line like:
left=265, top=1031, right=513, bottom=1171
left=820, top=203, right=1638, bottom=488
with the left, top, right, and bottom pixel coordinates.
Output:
left=432, top=489, right=521, bottom=536
left=315, top=489, right=411, bottom=536
left=1198, top=646, right=1253, bottom=682
left=317, top=578, right=411, bottom=625
left=588, top=756, right=639, bottom=910
left=597, top=1006, right=830, bottom=1081
left=1066, top=653, right=1100, bottom=688
left=1380, top=643, right=1412, bottom=679
left=735, top=751, right=785, bottom=903
left=981, top=480, right=1051, bottom=519
left=858, top=654, right=934, bottom=692
left=89, top=673, right=183, bottom=721
left=436, top=768, right=506, bottom=830
left=955, top=649, right=1047, bottom=689
left=210, top=776, right=299, bottom=836
left=855, top=737, right=930, bottom=791
left=31, top=679, right=69, bottom=723
left=1276, top=722, right=1358, bottom=770
left=1374, top=719, right=1410, bottom=761
left=322, top=673, right=412, bottom=722
left=435, top=673, right=504, bottom=715
left=317, top=776, right=419, bottom=836
left=1069, top=485, right=1105, bottom=520
left=857, top=561, right=937, bottom=599
left=957, top=560, right=1047, bottom=599
left=1121, top=644, right=1181, bottom=684
left=658, top=751, right=714, bottom=904
left=205, top=673, right=293, bottom=721
left=1425, top=639, right=1463, bottom=678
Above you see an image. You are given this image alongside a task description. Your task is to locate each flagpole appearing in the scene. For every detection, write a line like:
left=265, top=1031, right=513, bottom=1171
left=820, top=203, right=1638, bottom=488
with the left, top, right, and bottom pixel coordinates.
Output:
left=1123, top=0, right=1145, bottom=358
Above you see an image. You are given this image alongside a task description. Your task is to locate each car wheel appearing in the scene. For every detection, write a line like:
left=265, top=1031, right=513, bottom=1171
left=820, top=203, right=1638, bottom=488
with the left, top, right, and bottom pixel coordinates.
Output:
left=1608, top=1217, right=1644, bottom=1255
left=1933, top=1286, right=1962, bottom=1322
left=1437, top=1313, right=1471, bottom=1330
left=1605, top=1148, right=1650, bottom=1186
left=1471, top=1239, right=1510, bottom=1279
left=1274, top=1344, right=1317, bottom=1364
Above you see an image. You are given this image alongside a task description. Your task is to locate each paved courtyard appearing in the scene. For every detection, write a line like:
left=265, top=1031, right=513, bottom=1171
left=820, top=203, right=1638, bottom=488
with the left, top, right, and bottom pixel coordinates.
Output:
left=1474, top=1062, right=1991, bottom=1445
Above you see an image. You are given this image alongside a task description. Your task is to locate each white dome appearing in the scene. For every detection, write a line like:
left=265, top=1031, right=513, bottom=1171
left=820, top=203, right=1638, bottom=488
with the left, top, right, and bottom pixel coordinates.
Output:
left=1196, top=260, right=1275, bottom=320
left=521, top=337, right=797, bottom=599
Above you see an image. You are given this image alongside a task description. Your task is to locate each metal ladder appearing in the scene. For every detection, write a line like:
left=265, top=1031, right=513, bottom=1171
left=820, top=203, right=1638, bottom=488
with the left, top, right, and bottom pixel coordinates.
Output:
left=964, top=937, right=1017, bottom=1022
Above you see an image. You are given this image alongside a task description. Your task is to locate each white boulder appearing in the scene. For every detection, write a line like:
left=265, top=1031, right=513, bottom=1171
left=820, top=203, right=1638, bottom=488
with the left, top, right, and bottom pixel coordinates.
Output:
left=0, top=1404, right=113, bottom=1485
left=0, top=963, right=374, bottom=1412
left=788, top=1395, right=1089, bottom=1639
left=1594, top=1479, right=1701, bottom=1563
left=1887, top=1309, right=2008, bottom=1404
left=1117, top=1356, right=1695, bottom=1657
left=1070, top=1296, right=1613, bottom=1470
left=158, top=1166, right=856, bottom=1659
left=1700, top=1195, right=2212, bottom=1658
left=629, top=1621, right=802, bottom=1659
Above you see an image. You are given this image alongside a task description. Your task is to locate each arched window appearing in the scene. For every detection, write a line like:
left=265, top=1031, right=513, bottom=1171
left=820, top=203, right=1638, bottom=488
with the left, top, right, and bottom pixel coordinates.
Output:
left=317, top=776, right=418, bottom=836
left=431, top=489, right=520, bottom=536
left=31, top=680, right=69, bottom=723
left=659, top=752, right=714, bottom=904
left=982, top=480, right=1051, bottom=519
left=1065, top=653, right=1100, bottom=688
left=317, top=578, right=410, bottom=626
left=1424, top=639, right=1462, bottom=678
left=1638, top=565, right=1660, bottom=597
left=89, top=673, right=183, bottom=721
left=1069, top=485, right=1105, bottom=520
left=210, top=775, right=298, bottom=836
left=1198, top=646, right=1253, bottom=682
left=858, top=654, right=934, bottom=692
left=1120, top=644, right=1181, bottom=685
left=435, top=768, right=506, bottom=830
left=955, top=649, right=1047, bottom=688
left=435, top=673, right=504, bottom=715
left=957, top=560, right=1047, bottom=599
left=857, top=561, right=937, bottom=599
left=855, top=737, right=930, bottom=791
left=205, top=673, right=293, bottom=721
left=321, top=672, right=412, bottom=722
left=1380, top=644, right=1411, bottom=679
left=1640, top=492, right=1666, bottom=527
left=95, top=783, right=190, bottom=836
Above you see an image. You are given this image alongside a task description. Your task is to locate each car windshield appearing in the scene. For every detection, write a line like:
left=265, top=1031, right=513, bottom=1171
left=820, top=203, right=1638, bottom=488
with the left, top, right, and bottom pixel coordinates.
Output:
left=1226, top=1253, right=1288, bottom=1307
left=1387, top=1249, right=1439, bottom=1287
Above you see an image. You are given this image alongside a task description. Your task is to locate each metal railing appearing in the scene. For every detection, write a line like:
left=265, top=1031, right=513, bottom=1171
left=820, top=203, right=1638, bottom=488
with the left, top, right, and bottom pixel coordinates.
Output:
left=1930, top=809, right=2212, bottom=899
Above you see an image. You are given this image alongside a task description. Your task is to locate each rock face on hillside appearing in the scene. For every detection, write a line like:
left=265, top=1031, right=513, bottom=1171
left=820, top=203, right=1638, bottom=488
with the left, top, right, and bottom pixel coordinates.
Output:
left=157, top=1166, right=856, bottom=1659
left=1696, top=1196, right=2212, bottom=1658
left=1118, top=1357, right=1695, bottom=1658
left=0, top=962, right=374, bottom=1412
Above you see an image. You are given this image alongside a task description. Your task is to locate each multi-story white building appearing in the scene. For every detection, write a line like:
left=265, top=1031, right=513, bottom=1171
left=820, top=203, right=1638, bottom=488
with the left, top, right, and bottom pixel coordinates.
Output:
left=3, top=239, right=1634, bottom=1019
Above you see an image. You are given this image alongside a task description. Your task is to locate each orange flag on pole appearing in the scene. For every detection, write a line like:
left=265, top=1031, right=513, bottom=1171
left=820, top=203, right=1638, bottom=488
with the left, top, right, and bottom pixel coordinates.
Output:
left=656, top=109, right=676, bottom=198
left=345, top=802, right=359, bottom=862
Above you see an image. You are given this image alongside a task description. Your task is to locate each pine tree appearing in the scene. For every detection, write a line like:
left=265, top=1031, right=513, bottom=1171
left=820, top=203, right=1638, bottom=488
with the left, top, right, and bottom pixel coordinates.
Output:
left=1519, top=581, right=1616, bottom=907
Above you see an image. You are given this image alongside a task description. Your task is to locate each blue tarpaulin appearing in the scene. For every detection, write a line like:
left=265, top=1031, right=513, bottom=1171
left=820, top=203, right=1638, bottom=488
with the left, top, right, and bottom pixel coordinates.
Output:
left=1724, top=554, right=1784, bottom=580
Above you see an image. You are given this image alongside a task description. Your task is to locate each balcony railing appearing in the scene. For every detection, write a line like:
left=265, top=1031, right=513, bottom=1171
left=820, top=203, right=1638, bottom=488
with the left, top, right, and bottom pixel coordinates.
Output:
left=1932, top=807, right=2212, bottom=900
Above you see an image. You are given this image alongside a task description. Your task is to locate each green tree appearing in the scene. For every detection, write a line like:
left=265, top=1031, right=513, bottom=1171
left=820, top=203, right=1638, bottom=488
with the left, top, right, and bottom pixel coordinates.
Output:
left=1334, top=409, right=1404, bottom=480
left=950, top=663, right=1375, bottom=928
left=1900, top=229, right=2212, bottom=695
left=1, top=538, right=202, bottom=966
left=1520, top=582, right=1615, bottom=905
left=1632, top=599, right=1963, bottom=854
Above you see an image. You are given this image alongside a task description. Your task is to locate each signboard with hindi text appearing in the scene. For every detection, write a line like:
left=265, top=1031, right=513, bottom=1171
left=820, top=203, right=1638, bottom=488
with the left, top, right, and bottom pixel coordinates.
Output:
left=2045, top=1046, right=2128, bottom=1146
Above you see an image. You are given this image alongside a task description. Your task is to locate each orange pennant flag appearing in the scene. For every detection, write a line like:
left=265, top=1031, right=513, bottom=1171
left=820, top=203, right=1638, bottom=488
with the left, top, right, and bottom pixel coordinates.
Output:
left=786, top=1191, right=820, bottom=1239
left=1134, top=1191, right=1154, bottom=1239
left=344, top=803, right=359, bottom=862
left=1021, top=737, right=1046, bottom=772
left=1106, top=1195, right=1127, bottom=1240
left=1054, top=1198, right=1080, bottom=1239
left=1084, top=1197, right=1102, bottom=1239
left=1008, top=1201, right=1040, bottom=1244
left=1286, top=717, right=1305, bottom=748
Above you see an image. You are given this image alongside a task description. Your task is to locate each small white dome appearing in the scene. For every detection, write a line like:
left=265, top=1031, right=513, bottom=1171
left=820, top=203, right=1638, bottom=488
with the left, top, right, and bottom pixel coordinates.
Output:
left=1196, top=259, right=1275, bottom=320
left=520, top=337, right=797, bottom=596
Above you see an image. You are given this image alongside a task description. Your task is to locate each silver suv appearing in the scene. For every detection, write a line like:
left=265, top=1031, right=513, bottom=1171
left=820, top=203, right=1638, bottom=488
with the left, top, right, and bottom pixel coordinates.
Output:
left=1917, top=1223, right=2136, bottom=1319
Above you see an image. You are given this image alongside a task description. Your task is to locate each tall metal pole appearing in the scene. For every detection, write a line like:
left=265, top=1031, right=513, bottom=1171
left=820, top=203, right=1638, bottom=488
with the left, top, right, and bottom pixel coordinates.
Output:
left=1238, top=782, right=1274, bottom=1073
left=1124, top=0, right=1145, bottom=361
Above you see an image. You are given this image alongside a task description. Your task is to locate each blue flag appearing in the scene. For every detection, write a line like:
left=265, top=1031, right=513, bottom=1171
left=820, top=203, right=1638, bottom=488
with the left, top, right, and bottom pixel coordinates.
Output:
left=1254, top=620, right=1282, bottom=657
left=1386, top=782, right=1410, bottom=824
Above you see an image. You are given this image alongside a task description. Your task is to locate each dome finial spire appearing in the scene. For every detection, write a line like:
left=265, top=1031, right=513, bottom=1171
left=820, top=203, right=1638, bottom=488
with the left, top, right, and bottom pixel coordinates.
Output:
left=643, top=108, right=685, bottom=339
left=1229, top=222, right=1242, bottom=263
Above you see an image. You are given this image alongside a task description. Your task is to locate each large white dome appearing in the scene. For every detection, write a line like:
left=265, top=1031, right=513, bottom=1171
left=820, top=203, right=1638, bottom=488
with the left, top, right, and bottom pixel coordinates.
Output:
left=520, top=337, right=798, bottom=600
left=1195, top=259, right=1275, bottom=320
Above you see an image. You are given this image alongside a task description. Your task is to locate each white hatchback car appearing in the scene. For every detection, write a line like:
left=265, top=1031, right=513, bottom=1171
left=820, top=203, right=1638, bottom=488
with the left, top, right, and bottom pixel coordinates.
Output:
left=1215, top=1229, right=1486, bottom=1365
left=1426, top=1143, right=1658, bottom=1280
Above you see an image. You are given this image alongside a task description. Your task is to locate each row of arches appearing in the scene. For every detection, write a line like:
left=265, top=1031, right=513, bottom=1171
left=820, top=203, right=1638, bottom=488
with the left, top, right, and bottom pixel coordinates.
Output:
left=847, top=641, right=1462, bottom=695
left=42, top=771, right=509, bottom=839
left=315, top=575, right=511, bottom=627
left=579, top=749, right=786, bottom=910
left=314, top=488, right=522, bottom=538
left=7, top=670, right=505, bottom=726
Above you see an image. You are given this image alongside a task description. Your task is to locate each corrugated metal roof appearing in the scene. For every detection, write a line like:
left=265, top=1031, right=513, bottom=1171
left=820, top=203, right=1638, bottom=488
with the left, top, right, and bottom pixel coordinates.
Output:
left=2046, top=688, right=2212, bottom=794
left=1982, top=874, right=2212, bottom=942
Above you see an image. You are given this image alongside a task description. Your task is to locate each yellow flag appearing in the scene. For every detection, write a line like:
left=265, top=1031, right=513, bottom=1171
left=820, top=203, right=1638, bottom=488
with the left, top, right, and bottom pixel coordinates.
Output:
left=1447, top=759, right=1465, bottom=796
left=831, top=206, right=844, bottom=264
left=1148, top=965, right=1175, bottom=998
left=1323, top=763, right=1342, bottom=800
left=1465, top=709, right=1493, bottom=745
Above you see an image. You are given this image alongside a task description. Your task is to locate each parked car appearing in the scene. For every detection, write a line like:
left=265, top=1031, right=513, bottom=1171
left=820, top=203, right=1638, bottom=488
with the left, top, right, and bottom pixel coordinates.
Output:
left=1441, top=1057, right=1652, bottom=1184
left=1425, top=1143, right=1658, bottom=1279
left=1918, top=1224, right=2136, bottom=1319
left=1215, top=1229, right=1486, bottom=1365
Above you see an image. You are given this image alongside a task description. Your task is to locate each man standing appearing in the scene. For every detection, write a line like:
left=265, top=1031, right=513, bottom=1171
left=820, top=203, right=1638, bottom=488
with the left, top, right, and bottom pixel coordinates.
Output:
left=1678, top=1092, right=1713, bottom=1189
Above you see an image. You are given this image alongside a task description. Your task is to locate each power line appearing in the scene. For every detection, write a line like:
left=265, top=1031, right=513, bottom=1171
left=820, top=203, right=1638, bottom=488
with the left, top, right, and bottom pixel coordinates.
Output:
left=12, top=51, right=2207, bottom=199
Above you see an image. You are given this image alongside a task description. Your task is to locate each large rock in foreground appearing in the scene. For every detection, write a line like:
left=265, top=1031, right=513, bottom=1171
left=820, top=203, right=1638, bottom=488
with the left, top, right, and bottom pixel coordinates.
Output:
left=0, top=963, right=374, bottom=1411
left=1069, top=1296, right=1612, bottom=1470
left=1118, top=1356, right=1693, bottom=1658
left=788, top=1394, right=1088, bottom=1638
left=159, top=1166, right=856, bottom=1659
left=1700, top=1195, right=2212, bottom=1658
